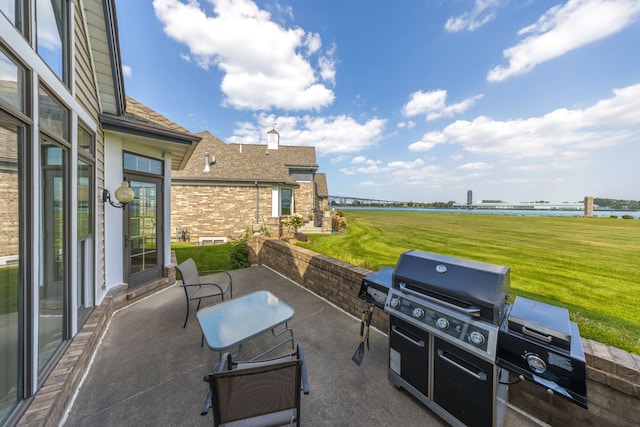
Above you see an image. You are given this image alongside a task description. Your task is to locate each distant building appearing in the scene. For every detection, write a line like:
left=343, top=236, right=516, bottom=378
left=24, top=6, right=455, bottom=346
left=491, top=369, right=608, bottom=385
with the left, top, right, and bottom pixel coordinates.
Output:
left=467, top=190, right=473, bottom=205
left=584, top=196, right=594, bottom=216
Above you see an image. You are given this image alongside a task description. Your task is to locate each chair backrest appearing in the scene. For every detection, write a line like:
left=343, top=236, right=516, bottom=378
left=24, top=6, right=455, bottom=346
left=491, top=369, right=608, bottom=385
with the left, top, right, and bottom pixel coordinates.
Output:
left=176, top=258, right=200, bottom=286
left=210, top=359, right=302, bottom=425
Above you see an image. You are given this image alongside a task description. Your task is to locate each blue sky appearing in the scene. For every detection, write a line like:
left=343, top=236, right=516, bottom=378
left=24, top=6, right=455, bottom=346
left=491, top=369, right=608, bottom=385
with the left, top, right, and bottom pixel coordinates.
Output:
left=114, top=0, right=640, bottom=204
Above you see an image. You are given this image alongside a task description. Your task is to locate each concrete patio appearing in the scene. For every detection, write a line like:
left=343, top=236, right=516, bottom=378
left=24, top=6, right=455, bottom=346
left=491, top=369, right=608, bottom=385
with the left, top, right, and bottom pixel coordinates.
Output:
left=61, top=265, right=544, bottom=426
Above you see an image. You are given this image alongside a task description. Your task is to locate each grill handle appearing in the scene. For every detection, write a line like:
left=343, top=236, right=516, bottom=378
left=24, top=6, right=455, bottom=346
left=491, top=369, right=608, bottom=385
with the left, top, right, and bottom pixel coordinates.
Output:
left=437, top=349, right=487, bottom=381
left=391, top=325, right=425, bottom=348
left=522, top=325, right=553, bottom=343
left=398, top=283, right=481, bottom=317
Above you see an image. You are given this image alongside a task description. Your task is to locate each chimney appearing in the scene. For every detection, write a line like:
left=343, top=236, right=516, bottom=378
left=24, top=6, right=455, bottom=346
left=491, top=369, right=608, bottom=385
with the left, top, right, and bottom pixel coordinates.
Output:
left=203, top=152, right=215, bottom=173
left=267, top=125, right=279, bottom=150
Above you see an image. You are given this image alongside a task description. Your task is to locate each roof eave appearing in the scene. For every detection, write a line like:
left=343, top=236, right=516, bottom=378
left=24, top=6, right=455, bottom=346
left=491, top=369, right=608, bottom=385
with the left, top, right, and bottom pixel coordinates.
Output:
left=102, top=0, right=126, bottom=115
left=172, top=177, right=300, bottom=187
left=100, top=114, right=200, bottom=170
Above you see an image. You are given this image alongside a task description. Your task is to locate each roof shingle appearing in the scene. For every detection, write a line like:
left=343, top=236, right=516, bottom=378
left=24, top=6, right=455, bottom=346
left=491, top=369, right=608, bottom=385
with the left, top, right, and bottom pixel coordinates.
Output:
left=173, top=131, right=318, bottom=184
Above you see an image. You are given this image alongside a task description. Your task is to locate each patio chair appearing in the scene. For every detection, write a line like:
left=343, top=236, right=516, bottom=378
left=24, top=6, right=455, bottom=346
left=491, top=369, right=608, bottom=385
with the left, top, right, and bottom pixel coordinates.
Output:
left=176, top=258, right=233, bottom=328
left=201, top=343, right=310, bottom=427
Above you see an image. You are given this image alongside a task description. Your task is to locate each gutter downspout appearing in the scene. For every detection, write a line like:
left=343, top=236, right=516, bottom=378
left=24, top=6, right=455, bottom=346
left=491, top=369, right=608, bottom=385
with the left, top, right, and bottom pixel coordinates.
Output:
left=255, top=181, right=259, bottom=224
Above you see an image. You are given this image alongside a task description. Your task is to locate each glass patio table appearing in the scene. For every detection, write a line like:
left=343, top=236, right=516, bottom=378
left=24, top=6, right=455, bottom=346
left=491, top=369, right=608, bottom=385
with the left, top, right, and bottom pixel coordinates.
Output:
left=196, top=290, right=295, bottom=362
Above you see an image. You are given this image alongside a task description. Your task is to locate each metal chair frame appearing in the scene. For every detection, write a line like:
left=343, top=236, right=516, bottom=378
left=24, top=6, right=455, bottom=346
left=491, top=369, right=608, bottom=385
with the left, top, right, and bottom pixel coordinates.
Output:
left=201, top=343, right=309, bottom=427
left=176, top=258, right=233, bottom=328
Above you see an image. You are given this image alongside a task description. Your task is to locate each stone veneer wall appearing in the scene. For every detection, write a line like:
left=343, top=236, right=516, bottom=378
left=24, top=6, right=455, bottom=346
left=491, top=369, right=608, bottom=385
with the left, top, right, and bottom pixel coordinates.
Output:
left=294, top=181, right=315, bottom=217
left=171, top=184, right=273, bottom=241
left=0, top=170, right=19, bottom=258
left=249, top=235, right=640, bottom=427
left=171, top=182, right=318, bottom=241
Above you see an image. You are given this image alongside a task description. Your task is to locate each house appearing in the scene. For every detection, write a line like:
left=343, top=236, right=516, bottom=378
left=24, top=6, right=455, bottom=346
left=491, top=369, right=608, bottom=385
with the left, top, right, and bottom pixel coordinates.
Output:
left=315, top=172, right=329, bottom=211
left=171, top=128, right=328, bottom=241
left=0, top=1, right=198, bottom=425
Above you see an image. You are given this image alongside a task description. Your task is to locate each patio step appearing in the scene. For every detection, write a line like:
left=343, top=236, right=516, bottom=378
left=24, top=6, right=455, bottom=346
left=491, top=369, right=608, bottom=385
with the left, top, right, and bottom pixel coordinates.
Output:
left=297, top=223, right=331, bottom=234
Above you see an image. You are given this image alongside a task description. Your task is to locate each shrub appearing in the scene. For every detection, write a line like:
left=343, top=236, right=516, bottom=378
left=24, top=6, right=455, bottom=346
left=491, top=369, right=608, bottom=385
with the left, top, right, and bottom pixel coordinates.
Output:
left=609, top=215, right=618, bottom=219
left=621, top=215, right=634, bottom=220
left=229, top=239, right=249, bottom=269
left=281, top=213, right=304, bottom=230
left=332, top=214, right=348, bottom=231
left=294, top=232, right=309, bottom=242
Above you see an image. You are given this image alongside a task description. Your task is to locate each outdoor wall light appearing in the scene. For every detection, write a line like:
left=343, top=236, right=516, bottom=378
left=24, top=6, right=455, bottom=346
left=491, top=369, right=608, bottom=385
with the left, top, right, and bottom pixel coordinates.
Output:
left=102, top=180, right=135, bottom=209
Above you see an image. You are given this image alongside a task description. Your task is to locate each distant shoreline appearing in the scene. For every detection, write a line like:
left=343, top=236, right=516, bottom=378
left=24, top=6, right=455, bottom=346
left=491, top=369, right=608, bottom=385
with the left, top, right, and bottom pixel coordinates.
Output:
left=335, top=206, right=640, bottom=219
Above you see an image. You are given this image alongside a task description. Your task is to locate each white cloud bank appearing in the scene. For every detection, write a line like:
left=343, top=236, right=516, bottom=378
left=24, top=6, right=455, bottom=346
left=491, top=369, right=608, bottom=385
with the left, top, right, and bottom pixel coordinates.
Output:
left=153, top=0, right=336, bottom=111
left=408, top=83, right=640, bottom=161
left=488, top=0, right=640, bottom=82
left=227, top=113, right=386, bottom=155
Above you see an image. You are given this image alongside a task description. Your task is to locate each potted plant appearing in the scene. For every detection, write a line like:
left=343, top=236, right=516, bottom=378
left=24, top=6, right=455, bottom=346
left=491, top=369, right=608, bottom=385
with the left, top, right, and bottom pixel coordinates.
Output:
left=282, top=213, right=304, bottom=232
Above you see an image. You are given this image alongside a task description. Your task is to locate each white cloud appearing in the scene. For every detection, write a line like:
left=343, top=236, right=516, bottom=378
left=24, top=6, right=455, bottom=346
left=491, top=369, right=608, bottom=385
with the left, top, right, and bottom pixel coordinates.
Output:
left=227, top=112, right=386, bottom=155
left=457, top=162, right=492, bottom=170
left=403, top=90, right=483, bottom=121
left=388, top=159, right=425, bottom=169
left=408, top=131, right=447, bottom=152
left=351, top=156, right=367, bottom=165
left=122, top=64, right=133, bottom=78
left=408, top=83, right=640, bottom=163
left=340, top=158, right=429, bottom=178
left=445, top=0, right=502, bottom=32
left=397, top=121, right=416, bottom=129
left=153, top=0, right=335, bottom=110
left=488, top=0, right=640, bottom=82
left=318, top=43, right=337, bottom=84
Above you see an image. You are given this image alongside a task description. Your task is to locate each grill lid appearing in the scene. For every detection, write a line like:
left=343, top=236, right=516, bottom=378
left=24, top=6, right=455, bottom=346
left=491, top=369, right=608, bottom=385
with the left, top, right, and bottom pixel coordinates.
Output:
left=507, top=296, right=572, bottom=351
left=392, top=250, right=510, bottom=324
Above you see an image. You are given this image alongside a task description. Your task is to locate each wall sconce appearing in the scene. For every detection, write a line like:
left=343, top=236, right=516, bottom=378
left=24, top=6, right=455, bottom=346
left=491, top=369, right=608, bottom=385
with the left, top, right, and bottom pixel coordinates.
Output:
left=102, top=180, right=135, bottom=209
left=203, top=152, right=215, bottom=173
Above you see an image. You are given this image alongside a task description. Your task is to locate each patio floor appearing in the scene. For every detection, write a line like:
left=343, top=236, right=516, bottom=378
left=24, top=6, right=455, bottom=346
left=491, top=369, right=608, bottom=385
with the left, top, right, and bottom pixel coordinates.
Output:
left=61, top=265, right=544, bottom=426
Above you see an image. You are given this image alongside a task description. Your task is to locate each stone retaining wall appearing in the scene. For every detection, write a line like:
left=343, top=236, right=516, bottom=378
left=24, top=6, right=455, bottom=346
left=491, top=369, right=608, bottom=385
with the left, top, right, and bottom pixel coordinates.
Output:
left=250, top=236, right=640, bottom=427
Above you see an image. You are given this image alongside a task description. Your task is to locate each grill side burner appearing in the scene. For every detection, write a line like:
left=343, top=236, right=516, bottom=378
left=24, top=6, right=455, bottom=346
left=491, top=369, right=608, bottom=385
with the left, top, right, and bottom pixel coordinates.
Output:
left=497, top=296, right=587, bottom=408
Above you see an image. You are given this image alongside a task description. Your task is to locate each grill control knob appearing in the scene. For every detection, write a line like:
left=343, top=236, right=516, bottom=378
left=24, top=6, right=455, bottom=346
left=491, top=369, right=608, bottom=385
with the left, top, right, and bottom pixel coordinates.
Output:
left=412, top=308, right=425, bottom=319
left=527, top=355, right=547, bottom=374
left=469, top=331, right=485, bottom=346
left=390, top=298, right=400, bottom=309
left=436, top=317, right=449, bottom=330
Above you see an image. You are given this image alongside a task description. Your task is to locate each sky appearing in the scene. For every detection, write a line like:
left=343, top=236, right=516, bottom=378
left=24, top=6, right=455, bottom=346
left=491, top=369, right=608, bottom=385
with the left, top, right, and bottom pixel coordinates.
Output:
left=113, top=0, right=640, bottom=204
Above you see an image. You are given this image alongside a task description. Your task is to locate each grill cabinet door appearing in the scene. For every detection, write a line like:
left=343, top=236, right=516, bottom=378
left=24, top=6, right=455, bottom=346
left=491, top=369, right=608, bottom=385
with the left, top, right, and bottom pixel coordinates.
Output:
left=433, top=337, right=495, bottom=427
left=389, top=316, right=429, bottom=397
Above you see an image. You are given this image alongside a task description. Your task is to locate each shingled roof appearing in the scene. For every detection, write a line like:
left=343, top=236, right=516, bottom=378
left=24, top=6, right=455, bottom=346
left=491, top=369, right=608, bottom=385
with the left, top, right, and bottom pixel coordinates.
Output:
left=172, top=131, right=318, bottom=185
left=100, top=97, right=200, bottom=170
left=315, top=173, right=328, bottom=197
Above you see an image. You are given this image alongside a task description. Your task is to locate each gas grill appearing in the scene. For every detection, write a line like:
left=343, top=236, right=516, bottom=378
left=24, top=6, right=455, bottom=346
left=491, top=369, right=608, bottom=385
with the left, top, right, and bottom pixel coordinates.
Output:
left=358, top=249, right=588, bottom=427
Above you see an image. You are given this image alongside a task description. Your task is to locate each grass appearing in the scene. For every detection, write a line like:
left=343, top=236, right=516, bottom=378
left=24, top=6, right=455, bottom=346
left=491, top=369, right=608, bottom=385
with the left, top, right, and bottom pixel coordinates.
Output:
left=0, top=266, right=19, bottom=315
left=296, top=210, right=640, bottom=354
left=171, top=242, right=233, bottom=270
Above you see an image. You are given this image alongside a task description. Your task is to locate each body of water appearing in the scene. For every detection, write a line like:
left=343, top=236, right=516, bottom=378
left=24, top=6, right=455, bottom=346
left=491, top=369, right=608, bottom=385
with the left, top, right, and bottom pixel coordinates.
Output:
left=338, top=206, right=640, bottom=219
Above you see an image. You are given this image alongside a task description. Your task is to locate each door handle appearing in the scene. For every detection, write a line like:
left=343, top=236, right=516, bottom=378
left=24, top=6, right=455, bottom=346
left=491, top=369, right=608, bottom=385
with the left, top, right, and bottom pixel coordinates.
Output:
left=437, top=349, right=487, bottom=381
left=391, top=325, right=425, bottom=347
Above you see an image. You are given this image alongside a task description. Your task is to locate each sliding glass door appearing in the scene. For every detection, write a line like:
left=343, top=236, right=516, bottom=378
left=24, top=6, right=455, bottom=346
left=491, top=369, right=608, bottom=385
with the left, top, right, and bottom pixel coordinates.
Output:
left=39, top=137, right=67, bottom=372
left=0, top=117, right=23, bottom=424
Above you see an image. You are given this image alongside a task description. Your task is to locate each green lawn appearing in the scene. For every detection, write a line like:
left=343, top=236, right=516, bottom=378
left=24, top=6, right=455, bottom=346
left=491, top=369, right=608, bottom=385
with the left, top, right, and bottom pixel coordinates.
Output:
left=297, top=210, right=640, bottom=354
left=172, top=242, right=233, bottom=270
